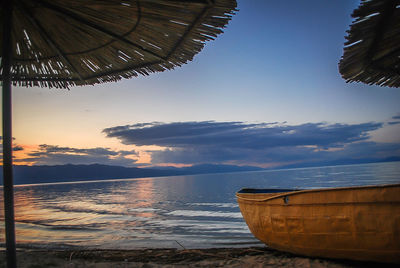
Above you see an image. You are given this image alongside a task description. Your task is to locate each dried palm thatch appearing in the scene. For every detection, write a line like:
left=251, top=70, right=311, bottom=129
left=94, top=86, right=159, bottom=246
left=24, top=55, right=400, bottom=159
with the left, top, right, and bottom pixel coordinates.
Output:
left=0, top=0, right=237, bottom=88
left=339, top=0, right=400, bottom=88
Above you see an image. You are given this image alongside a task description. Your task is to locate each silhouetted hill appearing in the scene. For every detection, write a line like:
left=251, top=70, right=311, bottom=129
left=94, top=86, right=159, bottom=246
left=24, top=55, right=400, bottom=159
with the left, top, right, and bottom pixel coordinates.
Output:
left=277, top=157, right=400, bottom=170
left=180, top=164, right=263, bottom=174
left=4, top=158, right=396, bottom=185
left=1, top=164, right=263, bottom=185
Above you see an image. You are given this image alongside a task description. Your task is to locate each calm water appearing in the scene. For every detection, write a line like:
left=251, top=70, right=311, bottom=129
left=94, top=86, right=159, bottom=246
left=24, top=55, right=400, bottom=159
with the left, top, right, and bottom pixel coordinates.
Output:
left=1, top=162, right=399, bottom=250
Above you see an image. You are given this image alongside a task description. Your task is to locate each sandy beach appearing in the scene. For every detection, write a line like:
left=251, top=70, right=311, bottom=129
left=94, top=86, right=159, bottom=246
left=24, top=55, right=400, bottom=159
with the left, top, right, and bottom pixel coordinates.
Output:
left=0, top=247, right=393, bottom=268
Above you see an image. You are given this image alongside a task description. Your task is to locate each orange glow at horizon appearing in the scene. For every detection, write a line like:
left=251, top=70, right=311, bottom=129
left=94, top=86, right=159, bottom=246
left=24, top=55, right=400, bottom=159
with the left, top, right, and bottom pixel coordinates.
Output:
left=12, top=144, right=37, bottom=166
left=134, top=151, right=152, bottom=164
left=3, top=142, right=177, bottom=167
left=2, top=142, right=292, bottom=169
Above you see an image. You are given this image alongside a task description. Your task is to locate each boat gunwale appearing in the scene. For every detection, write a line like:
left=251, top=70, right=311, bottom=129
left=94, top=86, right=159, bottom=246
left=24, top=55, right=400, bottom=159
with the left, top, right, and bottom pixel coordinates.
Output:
left=236, top=183, right=400, bottom=203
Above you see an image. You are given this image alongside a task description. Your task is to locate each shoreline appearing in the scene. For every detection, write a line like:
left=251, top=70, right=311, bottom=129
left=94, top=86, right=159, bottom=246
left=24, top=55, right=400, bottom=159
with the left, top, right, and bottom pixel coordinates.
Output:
left=0, top=247, right=394, bottom=267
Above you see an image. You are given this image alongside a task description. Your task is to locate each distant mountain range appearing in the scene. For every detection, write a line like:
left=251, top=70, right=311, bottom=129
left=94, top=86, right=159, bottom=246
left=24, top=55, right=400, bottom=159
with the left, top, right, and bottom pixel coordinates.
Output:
left=277, top=156, right=400, bottom=170
left=3, top=164, right=263, bottom=185
left=1, top=156, right=399, bottom=185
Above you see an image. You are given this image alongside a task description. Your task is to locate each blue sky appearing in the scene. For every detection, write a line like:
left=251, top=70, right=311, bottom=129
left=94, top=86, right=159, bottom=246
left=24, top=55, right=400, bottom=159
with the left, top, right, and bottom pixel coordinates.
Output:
left=7, top=0, right=400, bottom=168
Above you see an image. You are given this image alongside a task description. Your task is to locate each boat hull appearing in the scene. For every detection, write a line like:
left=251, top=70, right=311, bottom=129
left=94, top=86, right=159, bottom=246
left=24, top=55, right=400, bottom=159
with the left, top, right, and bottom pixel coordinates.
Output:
left=236, top=184, right=400, bottom=263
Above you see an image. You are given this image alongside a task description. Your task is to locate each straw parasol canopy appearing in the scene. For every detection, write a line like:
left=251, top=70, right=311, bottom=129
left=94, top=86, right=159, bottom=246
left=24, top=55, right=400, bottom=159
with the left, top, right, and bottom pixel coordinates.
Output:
left=339, top=0, right=400, bottom=87
left=1, top=0, right=237, bottom=88
left=1, top=1, right=237, bottom=267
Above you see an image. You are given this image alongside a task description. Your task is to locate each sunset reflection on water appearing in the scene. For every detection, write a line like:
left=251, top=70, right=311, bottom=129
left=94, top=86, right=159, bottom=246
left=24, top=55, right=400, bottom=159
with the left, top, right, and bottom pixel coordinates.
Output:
left=1, top=162, right=398, bottom=249
left=0, top=175, right=253, bottom=249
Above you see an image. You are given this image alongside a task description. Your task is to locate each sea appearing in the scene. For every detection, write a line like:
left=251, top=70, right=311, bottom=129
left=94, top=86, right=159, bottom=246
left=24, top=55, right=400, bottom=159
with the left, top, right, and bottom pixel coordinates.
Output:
left=0, top=161, right=399, bottom=250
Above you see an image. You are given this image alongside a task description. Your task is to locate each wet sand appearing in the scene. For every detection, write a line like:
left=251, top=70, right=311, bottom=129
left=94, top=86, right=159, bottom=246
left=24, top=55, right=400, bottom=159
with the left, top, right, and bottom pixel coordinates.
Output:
left=0, top=247, right=393, bottom=267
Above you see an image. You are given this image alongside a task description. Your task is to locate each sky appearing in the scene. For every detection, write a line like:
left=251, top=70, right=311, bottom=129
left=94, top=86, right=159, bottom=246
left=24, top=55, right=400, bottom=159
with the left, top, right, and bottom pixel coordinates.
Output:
left=3, top=0, right=400, bottom=168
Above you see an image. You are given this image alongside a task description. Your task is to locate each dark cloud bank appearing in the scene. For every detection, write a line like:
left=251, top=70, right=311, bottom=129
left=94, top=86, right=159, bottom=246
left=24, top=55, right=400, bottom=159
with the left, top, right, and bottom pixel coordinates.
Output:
left=3, top=121, right=399, bottom=170
left=3, top=121, right=399, bottom=184
left=388, top=114, right=400, bottom=125
left=18, top=144, right=138, bottom=167
left=103, top=121, right=400, bottom=168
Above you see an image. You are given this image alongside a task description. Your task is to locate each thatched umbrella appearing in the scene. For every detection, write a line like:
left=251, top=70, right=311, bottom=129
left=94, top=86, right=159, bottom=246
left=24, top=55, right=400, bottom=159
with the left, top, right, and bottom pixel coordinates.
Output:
left=339, top=0, right=400, bottom=87
left=1, top=0, right=236, bottom=266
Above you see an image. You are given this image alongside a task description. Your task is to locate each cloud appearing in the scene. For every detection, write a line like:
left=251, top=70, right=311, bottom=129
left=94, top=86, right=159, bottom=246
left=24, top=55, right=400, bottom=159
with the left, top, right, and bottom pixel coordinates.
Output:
left=13, top=145, right=24, bottom=151
left=103, top=121, right=394, bottom=166
left=29, top=144, right=119, bottom=157
left=388, top=113, right=400, bottom=125
left=0, top=142, right=24, bottom=155
left=18, top=144, right=138, bottom=166
left=4, top=121, right=396, bottom=168
left=103, top=121, right=382, bottom=149
left=0, top=136, right=16, bottom=141
left=148, top=141, right=400, bottom=166
left=392, top=114, right=400, bottom=120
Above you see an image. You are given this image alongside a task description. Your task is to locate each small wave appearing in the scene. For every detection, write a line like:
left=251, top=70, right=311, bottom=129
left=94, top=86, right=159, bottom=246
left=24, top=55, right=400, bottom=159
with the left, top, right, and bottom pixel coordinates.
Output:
left=46, top=205, right=117, bottom=216
left=329, top=172, right=345, bottom=175
left=10, top=242, right=86, bottom=250
left=166, top=210, right=243, bottom=218
left=148, top=219, right=248, bottom=231
left=212, top=241, right=264, bottom=246
left=16, top=220, right=103, bottom=231
left=46, top=205, right=151, bottom=217
left=47, top=225, right=101, bottom=231
left=128, top=208, right=161, bottom=212
left=190, top=203, right=238, bottom=208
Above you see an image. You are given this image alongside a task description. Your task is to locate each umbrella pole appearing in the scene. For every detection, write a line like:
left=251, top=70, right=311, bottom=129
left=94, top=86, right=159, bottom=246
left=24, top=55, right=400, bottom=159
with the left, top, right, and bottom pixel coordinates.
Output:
left=2, top=1, right=17, bottom=268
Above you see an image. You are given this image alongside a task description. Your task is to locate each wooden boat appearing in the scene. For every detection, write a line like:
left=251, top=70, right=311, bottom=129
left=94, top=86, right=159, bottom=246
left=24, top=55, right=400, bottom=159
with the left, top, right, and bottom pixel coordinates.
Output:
left=236, top=184, right=400, bottom=263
